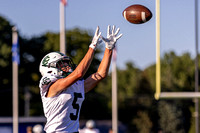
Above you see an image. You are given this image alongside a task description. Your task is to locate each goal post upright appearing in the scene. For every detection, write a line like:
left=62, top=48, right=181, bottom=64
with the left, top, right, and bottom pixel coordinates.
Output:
left=154, top=0, right=200, bottom=100
left=154, top=0, right=199, bottom=131
left=155, top=0, right=161, bottom=100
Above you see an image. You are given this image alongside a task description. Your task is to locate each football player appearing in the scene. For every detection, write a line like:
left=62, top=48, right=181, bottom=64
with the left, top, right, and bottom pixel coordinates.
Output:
left=39, top=25, right=122, bottom=133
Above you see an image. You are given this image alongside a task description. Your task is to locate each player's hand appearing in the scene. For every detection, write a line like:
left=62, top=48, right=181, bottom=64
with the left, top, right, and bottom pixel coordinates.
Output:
left=89, top=26, right=102, bottom=50
left=101, top=25, right=123, bottom=50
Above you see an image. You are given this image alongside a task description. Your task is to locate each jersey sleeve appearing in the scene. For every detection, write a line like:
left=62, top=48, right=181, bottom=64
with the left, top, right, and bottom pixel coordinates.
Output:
left=39, top=74, right=59, bottom=97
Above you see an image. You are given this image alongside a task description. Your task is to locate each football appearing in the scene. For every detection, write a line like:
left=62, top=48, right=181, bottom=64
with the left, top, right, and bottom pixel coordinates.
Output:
left=122, top=4, right=152, bottom=24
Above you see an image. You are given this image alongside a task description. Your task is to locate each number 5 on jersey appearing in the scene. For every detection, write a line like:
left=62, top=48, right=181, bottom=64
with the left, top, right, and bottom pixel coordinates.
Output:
left=70, top=92, right=83, bottom=120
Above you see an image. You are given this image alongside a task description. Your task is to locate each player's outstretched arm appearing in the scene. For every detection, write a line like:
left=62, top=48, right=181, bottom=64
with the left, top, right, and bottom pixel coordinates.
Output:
left=47, top=26, right=101, bottom=97
left=84, top=25, right=122, bottom=93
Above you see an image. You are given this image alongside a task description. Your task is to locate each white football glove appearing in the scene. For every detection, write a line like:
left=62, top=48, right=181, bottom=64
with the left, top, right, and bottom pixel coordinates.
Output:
left=89, top=26, right=102, bottom=50
left=101, top=25, right=123, bottom=50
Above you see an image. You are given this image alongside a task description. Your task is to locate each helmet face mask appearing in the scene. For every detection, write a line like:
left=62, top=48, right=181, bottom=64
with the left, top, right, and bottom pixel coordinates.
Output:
left=56, top=59, right=75, bottom=77
left=39, top=52, right=76, bottom=77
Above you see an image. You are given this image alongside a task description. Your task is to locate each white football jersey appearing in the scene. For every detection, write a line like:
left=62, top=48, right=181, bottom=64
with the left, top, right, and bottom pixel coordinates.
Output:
left=39, top=74, right=85, bottom=133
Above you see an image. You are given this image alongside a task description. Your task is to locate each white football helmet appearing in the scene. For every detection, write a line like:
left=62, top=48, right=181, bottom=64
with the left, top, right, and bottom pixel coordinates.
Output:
left=39, top=52, right=76, bottom=77
left=86, top=120, right=96, bottom=129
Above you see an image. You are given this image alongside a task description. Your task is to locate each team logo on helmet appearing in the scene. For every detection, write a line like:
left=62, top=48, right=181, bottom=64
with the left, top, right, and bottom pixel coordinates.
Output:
left=42, top=55, right=50, bottom=66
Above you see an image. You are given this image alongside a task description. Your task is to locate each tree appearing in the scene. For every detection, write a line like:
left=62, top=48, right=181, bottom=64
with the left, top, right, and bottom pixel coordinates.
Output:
left=145, top=52, right=194, bottom=133
left=158, top=101, right=185, bottom=133
left=161, top=52, right=194, bottom=92
left=0, top=16, right=14, bottom=115
left=133, top=111, right=152, bottom=133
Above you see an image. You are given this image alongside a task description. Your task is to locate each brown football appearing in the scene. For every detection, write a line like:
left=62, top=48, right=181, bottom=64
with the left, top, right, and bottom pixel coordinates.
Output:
left=122, top=4, right=152, bottom=24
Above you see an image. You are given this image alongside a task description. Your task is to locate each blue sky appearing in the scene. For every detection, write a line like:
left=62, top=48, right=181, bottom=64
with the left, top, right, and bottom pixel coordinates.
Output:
left=0, top=0, right=199, bottom=69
